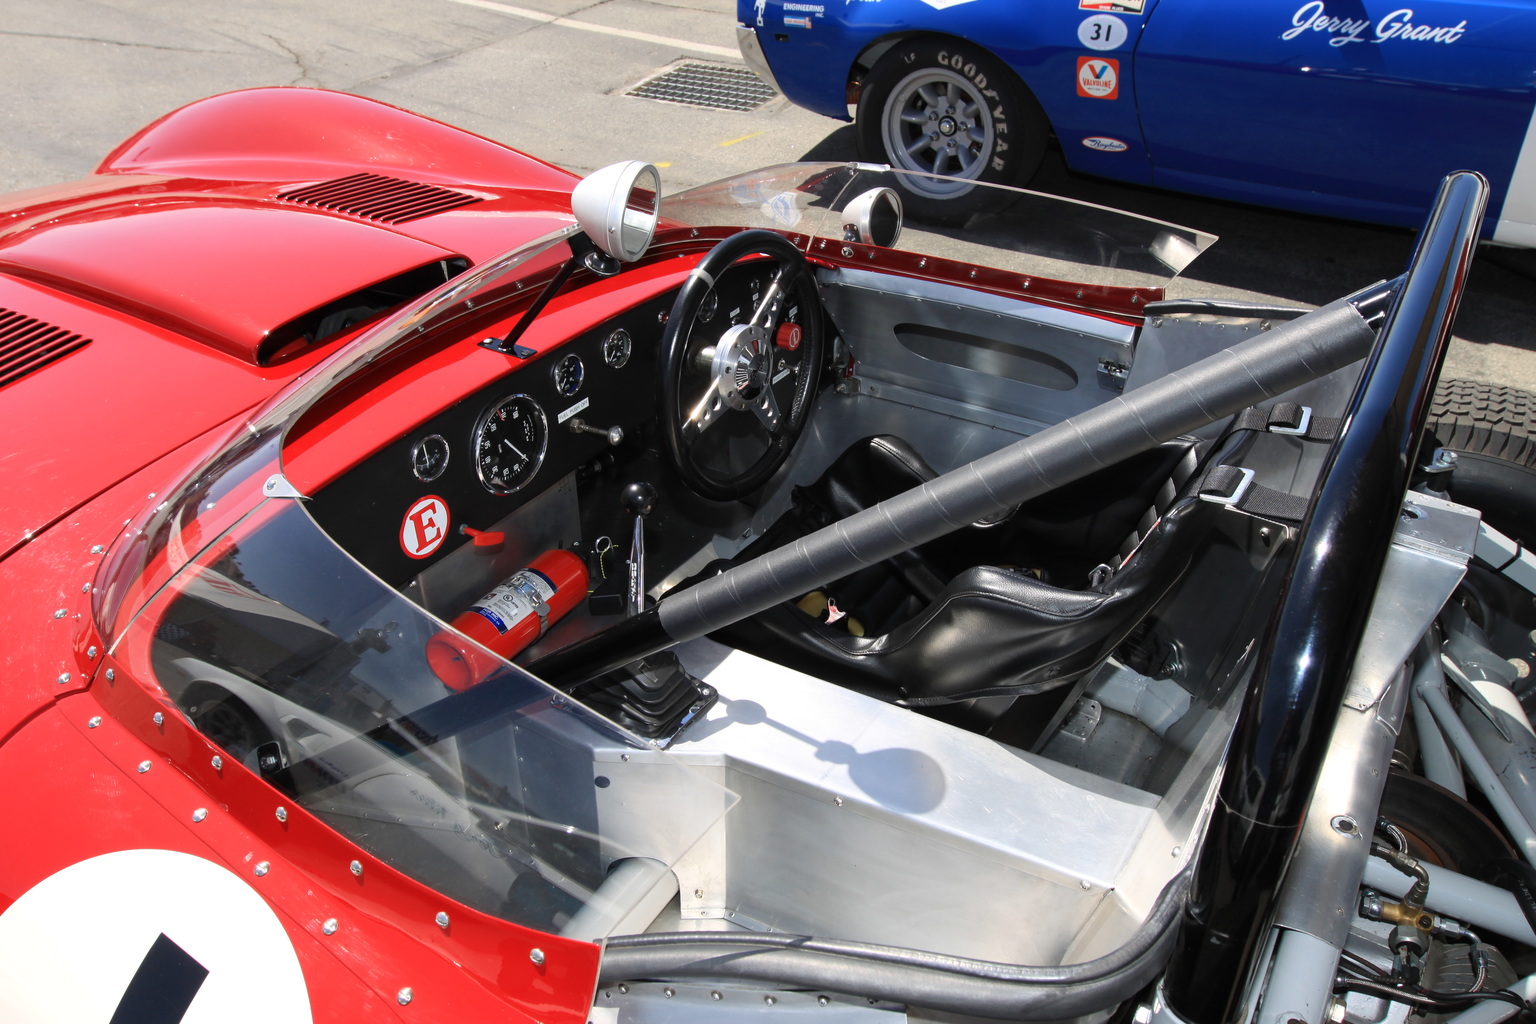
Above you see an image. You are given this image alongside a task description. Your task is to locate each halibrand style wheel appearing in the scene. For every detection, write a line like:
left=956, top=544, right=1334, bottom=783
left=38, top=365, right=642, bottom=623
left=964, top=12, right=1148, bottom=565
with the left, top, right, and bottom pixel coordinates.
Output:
left=856, top=39, right=1048, bottom=218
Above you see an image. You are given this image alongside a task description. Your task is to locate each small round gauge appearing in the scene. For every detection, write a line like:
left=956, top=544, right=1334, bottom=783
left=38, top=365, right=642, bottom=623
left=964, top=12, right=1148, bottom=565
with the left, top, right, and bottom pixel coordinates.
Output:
left=552, top=353, right=585, bottom=397
left=410, top=434, right=450, bottom=483
left=473, top=394, right=548, bottom=495
left=603, top=328, right=632, bottom=369
left=696, top=290, right=718, bottom=324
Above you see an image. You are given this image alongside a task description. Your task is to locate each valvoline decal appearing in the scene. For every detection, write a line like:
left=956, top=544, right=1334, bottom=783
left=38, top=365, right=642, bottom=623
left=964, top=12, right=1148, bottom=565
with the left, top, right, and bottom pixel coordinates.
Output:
left=1076, top=57, right=1120, bottom=99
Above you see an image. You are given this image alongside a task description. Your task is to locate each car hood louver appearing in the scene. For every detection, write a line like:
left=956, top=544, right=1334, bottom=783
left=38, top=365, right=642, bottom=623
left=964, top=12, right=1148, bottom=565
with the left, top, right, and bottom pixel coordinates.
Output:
left=279, top=173, right=483, bottom=223
left=0, top=308, right=90, bottom=388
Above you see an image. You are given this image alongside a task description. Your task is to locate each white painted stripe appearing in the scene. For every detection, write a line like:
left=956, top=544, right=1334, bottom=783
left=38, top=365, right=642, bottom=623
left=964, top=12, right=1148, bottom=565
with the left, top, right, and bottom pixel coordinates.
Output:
left=446, top=0, right=739, bottom=59
left=1493, top=99, right=1536, bottom=245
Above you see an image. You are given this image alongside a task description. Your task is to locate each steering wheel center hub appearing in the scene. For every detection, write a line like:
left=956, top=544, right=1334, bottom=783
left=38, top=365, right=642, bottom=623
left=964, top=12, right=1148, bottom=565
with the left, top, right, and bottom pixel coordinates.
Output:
left=713, top=324, right=773, bottom=408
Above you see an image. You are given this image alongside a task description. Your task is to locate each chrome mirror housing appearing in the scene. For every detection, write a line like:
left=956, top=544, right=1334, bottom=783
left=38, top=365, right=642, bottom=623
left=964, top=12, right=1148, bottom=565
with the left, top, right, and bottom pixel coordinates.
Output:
left=841, top=187, right=903, bottom=248
left=572, top=160, right=661, bottom=262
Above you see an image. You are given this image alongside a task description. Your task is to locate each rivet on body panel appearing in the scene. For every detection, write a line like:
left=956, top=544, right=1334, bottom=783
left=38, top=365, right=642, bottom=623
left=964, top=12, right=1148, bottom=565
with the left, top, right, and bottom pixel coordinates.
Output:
left=397, top=988, right=413, bottom=1006
left=529, top=948, right=546, bottom=966
left=192, top=808, right=208, bottom=822
left=322, top=919, right=338, bottom=935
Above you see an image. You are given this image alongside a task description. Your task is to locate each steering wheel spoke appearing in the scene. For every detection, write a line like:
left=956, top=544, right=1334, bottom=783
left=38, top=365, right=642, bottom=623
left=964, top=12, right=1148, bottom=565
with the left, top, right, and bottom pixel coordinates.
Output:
left=683, top=388, right=727, bottom=441
left=658, top=230, right=824, bottom=501
left=748, top=271, right=786, bottom=330
left=751, top=382, right=782, bottom=433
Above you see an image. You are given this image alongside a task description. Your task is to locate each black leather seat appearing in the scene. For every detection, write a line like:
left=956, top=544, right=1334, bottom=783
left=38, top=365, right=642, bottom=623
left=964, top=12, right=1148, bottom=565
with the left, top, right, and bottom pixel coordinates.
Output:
left=704, top=432, right=1248, bottom=705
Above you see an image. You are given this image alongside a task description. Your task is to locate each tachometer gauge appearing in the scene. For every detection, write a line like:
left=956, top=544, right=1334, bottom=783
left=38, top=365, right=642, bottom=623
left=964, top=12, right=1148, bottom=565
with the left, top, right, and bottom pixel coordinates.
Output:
left=473, top=394, right=547, bottom=494
left=552, top=353, right=585, bottom=396
left=410, top=434, right=450, bottom=483
left=603, top=328, right=632, bottom=369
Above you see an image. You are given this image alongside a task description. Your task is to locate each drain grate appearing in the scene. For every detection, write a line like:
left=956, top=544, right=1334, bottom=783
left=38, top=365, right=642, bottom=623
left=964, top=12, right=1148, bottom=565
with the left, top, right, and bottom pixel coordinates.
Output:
left=626, top=61, right=777, bottom=112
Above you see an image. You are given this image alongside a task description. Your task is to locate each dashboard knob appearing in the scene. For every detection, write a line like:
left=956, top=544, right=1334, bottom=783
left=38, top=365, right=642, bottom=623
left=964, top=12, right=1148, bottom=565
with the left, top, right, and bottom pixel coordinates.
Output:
left=622, top=481, right=658, bottom=518
left=569, top=417, right=623, bottom=446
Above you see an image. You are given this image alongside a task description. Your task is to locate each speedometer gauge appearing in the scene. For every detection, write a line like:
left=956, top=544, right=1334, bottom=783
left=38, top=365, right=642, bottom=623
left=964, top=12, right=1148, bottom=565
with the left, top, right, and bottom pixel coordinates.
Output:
left=473, top=394, right=547, bottom=494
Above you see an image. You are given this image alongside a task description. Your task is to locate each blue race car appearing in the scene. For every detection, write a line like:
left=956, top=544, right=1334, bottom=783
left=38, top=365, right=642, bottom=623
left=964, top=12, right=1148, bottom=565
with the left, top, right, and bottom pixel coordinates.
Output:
left=737, top=0, right=1536, bottom=240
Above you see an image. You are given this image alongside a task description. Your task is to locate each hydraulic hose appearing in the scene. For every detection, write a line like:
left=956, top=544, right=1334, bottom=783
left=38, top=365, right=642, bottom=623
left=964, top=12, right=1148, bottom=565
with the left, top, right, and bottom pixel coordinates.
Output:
left=599, top=870, right=1191, bottom=1020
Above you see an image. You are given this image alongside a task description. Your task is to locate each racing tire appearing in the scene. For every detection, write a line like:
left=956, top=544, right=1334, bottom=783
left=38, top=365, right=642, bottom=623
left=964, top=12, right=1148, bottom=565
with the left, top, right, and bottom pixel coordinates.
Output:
left=855, top=38, right=1049, bottom=223
left=1427, top=378, right=1536, bottom=546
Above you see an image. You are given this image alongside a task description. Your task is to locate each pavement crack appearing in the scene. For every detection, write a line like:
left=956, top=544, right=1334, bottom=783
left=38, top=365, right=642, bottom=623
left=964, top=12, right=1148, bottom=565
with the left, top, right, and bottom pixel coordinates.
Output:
left=348, top=33, right=519, bottom=91
left=0, top=29, right=241, bottom=55
left=263, top=33, right=320, bottom=86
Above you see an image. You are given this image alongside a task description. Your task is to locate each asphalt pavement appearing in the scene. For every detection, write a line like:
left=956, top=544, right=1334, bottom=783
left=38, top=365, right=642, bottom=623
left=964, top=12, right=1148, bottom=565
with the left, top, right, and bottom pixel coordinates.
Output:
left=2, top=0, right=1530, bottom=386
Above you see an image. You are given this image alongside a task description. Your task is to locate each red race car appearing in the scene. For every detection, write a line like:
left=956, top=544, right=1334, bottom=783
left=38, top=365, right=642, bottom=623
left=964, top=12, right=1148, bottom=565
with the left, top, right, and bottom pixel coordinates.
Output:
left=1, top=88, right=1531, bottom=1024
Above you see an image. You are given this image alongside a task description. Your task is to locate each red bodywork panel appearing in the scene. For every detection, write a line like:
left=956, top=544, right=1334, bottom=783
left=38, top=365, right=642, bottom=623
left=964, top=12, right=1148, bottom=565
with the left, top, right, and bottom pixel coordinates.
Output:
left=0, top=694, right=598, bottom=1023
left=0, top=88, right=578, bottom=556
left=0, top=88, right=610, bottom=1023
left=98, top=88, right=580, bottom=192
left=0, top=200, right=461, bottom=363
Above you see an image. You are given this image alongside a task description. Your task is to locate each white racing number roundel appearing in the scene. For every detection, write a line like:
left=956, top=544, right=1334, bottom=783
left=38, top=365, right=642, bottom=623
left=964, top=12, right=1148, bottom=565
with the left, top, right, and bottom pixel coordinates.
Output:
left=401, top=495, right=451, bottom=559
left=1078, top=14, right=1126, bottom=50
left=0, top=849, right=313, bottom=1024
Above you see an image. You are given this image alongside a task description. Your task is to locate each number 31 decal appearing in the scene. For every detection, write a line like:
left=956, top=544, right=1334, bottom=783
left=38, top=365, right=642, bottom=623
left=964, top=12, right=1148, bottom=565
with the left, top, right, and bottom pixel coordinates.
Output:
left=1079, top=14, right=1127, bottom=51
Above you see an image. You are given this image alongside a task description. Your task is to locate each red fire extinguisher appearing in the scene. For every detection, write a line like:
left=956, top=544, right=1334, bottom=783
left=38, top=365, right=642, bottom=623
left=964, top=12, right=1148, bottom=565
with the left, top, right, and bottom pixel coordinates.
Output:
left=426, top=548, right=588, bottom=690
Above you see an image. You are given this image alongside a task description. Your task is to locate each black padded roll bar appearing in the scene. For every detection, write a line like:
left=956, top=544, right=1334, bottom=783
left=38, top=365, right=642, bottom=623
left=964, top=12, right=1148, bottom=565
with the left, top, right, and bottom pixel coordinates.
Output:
left=1161, top=170, right=1490, bottom=1024
left=530, top=279, right=1390, bottom=687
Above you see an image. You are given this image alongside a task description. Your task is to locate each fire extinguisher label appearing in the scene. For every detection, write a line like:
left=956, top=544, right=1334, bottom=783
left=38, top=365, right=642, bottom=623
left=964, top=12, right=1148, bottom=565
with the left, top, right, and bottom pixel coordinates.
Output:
left=472, top=569, right=556, bottom=635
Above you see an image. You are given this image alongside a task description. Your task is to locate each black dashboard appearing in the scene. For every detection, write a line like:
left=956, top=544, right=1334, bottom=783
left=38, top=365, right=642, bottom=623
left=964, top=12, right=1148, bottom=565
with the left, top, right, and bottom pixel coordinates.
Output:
left=305, top=261, right=779, bottom=594
left=306, top=290, right=674, bottom=588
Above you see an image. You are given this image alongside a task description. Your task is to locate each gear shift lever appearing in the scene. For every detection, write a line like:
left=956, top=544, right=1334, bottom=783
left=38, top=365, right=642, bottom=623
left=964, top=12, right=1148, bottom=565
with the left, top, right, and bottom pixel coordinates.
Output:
left=621, top=482, right=657, bottom=617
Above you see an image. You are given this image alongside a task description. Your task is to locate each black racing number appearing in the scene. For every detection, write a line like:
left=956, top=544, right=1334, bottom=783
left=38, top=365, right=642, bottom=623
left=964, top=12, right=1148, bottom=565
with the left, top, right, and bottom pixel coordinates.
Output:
left=109, top=933, right=209, bottom=1024
left=1091, top=22, right=1115, bottom=43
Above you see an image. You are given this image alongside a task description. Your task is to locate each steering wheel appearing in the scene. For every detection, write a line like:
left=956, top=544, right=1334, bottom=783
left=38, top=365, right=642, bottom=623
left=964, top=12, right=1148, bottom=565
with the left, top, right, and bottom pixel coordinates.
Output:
left=658, top=230, right=825, bottom=501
